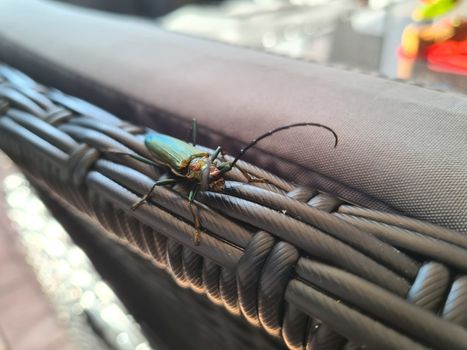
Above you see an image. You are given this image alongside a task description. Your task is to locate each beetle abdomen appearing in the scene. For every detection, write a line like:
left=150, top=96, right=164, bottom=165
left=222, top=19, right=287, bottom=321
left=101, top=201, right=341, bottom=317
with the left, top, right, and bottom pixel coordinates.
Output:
left=144, top=133, right=208, bottom=171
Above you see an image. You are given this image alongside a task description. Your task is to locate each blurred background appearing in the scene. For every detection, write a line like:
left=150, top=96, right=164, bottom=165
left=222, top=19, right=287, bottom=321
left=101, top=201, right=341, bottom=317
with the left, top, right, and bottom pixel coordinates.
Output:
left=54, top=0, right=467, bottom=94
left=0, top=154, right=152, bottom=350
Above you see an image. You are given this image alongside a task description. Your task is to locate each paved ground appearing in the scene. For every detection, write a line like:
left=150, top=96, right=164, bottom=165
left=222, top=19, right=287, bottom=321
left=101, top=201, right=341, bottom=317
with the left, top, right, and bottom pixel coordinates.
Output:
left=0, top=156, right=77, bottom=350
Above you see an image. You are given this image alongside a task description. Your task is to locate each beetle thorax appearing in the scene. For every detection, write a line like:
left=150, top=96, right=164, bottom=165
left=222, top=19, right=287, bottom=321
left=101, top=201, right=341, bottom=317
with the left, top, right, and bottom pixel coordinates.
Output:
left=186, top=156, right=221, bottom=181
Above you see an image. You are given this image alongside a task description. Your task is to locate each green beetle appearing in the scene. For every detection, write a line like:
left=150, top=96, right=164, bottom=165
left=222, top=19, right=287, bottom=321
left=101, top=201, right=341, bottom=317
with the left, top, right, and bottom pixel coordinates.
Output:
left=113, top=120, right=338, bottom=245
left=143, top=133, right=230, bottom=186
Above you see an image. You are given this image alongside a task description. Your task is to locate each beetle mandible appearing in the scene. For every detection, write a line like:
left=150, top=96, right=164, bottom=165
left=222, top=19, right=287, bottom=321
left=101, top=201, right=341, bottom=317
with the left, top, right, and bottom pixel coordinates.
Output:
left=112, top=120, right=338, bottom=245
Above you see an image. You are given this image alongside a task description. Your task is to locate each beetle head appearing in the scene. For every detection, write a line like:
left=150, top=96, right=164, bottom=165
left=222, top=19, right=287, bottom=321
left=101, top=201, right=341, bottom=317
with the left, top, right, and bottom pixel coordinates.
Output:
left=188, top=156, right=231, bottom=191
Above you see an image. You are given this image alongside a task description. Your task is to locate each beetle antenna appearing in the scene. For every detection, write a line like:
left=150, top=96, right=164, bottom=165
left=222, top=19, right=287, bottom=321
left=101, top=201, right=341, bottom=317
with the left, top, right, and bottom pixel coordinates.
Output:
left=229, top=122, right=338, bottom=169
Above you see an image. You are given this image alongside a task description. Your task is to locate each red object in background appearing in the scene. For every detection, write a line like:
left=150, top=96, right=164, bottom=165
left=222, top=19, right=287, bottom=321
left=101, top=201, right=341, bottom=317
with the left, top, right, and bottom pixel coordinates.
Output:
left=427, top=40, right=467, bottom=75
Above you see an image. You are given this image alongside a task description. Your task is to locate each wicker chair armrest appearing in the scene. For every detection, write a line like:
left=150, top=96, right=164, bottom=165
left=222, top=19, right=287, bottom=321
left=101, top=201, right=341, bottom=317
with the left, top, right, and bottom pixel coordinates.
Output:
left=1, top=65, right=467, bottom=350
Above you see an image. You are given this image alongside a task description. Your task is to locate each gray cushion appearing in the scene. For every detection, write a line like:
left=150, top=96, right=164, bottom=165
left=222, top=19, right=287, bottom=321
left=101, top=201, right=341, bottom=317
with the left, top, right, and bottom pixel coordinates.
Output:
left=0, top=0, right=466, bottom=233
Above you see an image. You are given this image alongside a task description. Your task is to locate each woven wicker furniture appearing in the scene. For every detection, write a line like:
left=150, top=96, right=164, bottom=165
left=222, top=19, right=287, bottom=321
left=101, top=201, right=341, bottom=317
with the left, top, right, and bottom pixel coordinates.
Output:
left=1, top=1, right=467, bottom=349
left=1, top=63, right=467, bottom=350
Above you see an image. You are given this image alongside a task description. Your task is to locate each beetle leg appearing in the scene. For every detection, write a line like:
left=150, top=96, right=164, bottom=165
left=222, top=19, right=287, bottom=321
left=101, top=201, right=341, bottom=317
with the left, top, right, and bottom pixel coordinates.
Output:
left=131, top=178, right=180, bottom=210
left=188, top=184, right=202, bottom=245
left=210, top=146, right=222, bottom=161
left=187, top=118, right=198, bottom=146
left=213, top=148, right=271, bottom=184
left=235, top=165, right=273, bottom=185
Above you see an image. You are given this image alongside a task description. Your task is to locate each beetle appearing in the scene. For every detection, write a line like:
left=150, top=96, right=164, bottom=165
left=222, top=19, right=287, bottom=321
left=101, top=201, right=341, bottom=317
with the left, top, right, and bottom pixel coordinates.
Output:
left=111, top=120, right=338, bottom=245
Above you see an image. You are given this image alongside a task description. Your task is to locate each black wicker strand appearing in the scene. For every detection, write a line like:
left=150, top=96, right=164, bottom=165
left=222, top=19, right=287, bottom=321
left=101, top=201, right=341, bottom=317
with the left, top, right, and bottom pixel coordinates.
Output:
left=2, top=64, right=467, bottom=350
left=295, top=259, right=467, bottom=350
left=286, top=280, right=428, bottom=350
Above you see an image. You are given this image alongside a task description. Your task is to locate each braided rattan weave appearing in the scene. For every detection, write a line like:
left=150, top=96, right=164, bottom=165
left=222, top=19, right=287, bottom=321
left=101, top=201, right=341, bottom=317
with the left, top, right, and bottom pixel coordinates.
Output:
left=1, top=64, right=467, bottom=350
